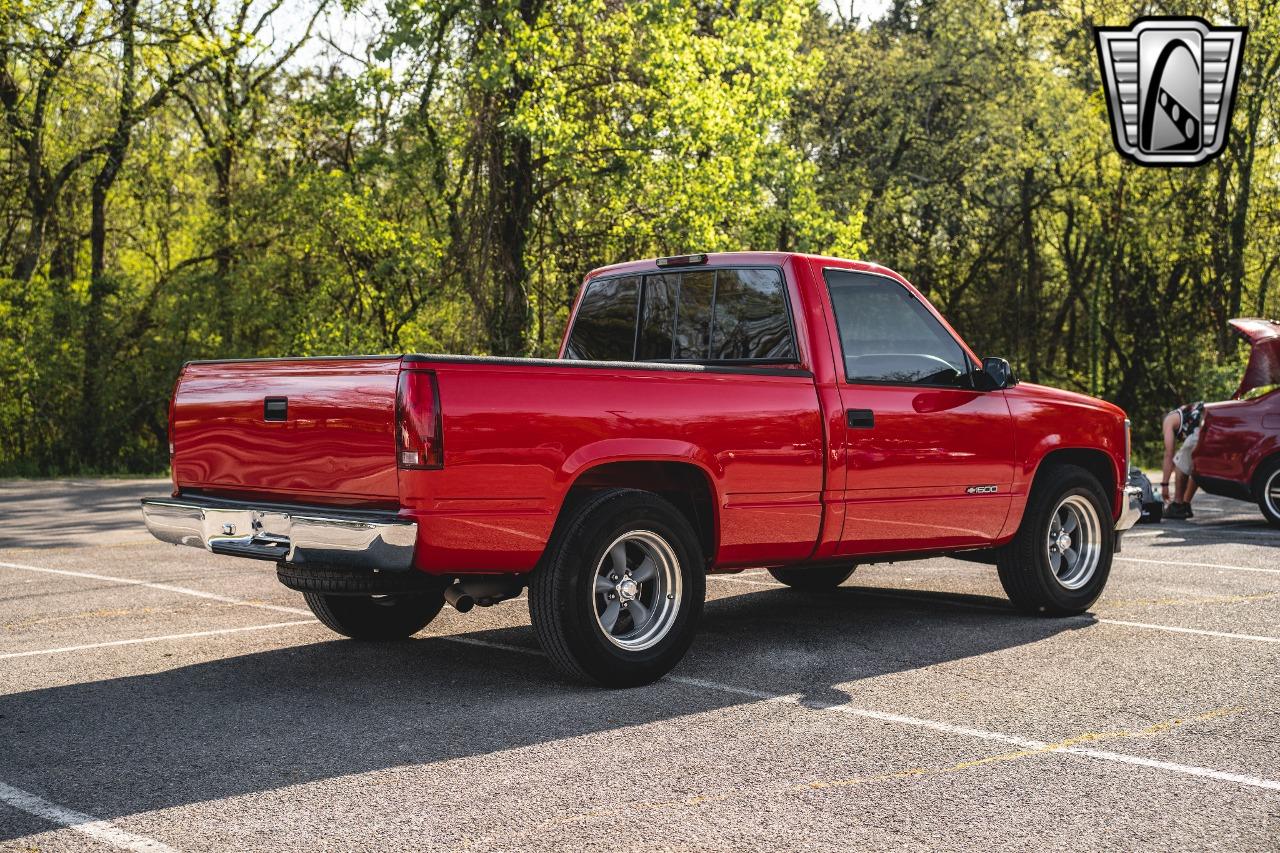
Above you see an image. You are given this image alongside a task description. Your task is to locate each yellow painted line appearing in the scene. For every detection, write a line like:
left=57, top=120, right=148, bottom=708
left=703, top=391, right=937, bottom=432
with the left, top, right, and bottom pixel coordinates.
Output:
left=1117, top=556, right=1280, bottom=575
left=445, top=635, right=1280, bottom=793
left=457, top=707, right=1250, bottom=850
left=8, top=558, right=1278, bottom=794
left=1100, top=619, right=1280, bottom=644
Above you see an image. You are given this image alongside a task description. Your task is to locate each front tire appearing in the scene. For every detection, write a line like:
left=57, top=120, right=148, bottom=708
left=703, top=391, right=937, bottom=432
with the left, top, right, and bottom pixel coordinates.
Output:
left=768, top=564, right=856, bottom=590
left=304, top=591, right=446, bottom=640
left=530, top=489, right=705, bottom=687
left=1255, top=457, right=1280, bottom=528
left=997, top=464, right=1113, bottom=616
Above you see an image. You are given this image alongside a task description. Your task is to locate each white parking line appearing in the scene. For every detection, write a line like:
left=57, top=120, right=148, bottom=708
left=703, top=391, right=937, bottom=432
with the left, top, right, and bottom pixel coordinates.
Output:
left=710, top=576, right=1280, bottom=643
left=0, top=560, right=311, bottom=616
left=0, top=782, right=175, bottom=852
left=442, top=635, right=1280, bottom=793
left=8, top=558, right=1279, bottom=793
left=0, top=620, right=318, bottom=661
left=711, top=575, right=778, bottom=588
left=1116, top=556, right=1280, bottom=576
left=1099, top=619, right=1280, bottom=644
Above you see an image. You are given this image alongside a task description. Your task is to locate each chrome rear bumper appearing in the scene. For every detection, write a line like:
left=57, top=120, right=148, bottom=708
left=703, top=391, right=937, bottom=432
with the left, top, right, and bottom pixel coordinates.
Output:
left=140, top=497, right=417, bottom=571
left=1115, top=485, right=1143, bottom=533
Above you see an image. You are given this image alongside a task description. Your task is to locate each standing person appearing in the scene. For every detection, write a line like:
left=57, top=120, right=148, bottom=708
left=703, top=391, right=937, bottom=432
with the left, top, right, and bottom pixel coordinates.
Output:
left=1161, top=401, right=1205, bottom=519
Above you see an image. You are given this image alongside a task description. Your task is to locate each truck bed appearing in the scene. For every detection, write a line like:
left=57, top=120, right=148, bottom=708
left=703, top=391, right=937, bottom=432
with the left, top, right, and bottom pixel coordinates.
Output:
left=170, top=354, right=827, bottom=573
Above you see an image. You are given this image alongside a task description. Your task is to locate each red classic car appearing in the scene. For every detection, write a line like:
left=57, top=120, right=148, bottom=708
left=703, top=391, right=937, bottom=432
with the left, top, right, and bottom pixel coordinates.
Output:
left=1193, top=318, right=1280, bottom=527
left=141, top=252, right=1140, bottom=685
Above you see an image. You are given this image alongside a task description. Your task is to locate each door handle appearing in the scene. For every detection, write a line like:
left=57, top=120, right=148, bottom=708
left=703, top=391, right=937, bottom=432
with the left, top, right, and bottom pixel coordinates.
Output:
left=847, top=409, right=874, bottom=429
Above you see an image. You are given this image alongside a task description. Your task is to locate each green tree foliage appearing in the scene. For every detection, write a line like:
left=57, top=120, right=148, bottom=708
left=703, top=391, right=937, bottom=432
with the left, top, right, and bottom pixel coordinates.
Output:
left=0, top=0, right=1276, bottom=473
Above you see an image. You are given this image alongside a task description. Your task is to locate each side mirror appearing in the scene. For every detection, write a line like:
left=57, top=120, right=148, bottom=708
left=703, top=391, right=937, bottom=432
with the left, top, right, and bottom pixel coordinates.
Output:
left=977, top=357, right=1016, bottom=390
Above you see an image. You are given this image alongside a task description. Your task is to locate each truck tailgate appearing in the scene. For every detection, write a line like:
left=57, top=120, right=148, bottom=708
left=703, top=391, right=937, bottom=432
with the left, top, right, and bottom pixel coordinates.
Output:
left=171, top=357, right=402, bottom=504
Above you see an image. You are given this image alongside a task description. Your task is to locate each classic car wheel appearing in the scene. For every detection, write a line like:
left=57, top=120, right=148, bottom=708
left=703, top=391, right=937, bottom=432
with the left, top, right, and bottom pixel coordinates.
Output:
left=1257, top=458, right=1280, bottom=528
left=530, top=488, right=705, bottom=687
left=997, top=464, right=1113, bottom=616
left=767, top=564, right=856, bottom=590
left=303, top=591, right=445, bottom=640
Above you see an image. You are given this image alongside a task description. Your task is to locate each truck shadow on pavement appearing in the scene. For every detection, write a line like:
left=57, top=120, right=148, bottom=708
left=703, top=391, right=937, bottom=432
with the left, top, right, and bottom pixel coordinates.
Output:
left=0, top=585, right=1090, bottom=836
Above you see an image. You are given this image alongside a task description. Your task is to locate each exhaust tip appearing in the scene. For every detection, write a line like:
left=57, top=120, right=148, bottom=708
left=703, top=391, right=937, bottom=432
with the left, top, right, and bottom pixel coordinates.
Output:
left=443, top=583, right=474, bottom=613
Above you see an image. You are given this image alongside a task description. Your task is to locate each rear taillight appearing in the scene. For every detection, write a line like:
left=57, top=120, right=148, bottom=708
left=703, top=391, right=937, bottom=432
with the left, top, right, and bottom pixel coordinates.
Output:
left=396, top=370, right=443, bottom=469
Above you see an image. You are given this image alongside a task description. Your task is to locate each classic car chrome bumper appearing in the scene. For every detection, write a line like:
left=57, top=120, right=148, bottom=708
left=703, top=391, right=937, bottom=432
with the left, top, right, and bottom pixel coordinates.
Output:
left=140, top=497, right=417, bottom=570
left=1115, top=485, right=1143, bottom=533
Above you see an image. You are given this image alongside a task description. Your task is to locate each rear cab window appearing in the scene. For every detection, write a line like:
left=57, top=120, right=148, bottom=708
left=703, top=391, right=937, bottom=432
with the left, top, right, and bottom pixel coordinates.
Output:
left=566, top=267, right=797, bottom=365
left=563, top=275, right=640, bottom=361
left=824, top=269, right=971, bottom=387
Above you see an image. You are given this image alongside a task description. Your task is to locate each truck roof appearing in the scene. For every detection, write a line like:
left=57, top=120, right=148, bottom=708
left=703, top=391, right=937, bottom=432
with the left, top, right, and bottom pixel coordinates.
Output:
left=585, top=252, right=901, bottom=281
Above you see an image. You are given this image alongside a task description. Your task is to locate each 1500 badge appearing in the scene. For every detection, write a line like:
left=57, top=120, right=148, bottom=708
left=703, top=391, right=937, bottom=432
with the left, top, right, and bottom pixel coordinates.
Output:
left=966, top=485, right=999, bottom=494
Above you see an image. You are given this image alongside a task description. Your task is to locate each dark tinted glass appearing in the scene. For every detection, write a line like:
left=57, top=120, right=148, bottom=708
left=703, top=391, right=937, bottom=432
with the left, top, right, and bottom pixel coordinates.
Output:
left=637, top=274, right=678, bottom=360
left=674, top=270, right=714, bottom=360
left=711, top=269, right=795, bottom=360
left=564, top=275, right=639, bottom=361
left=825, top=270, right=968, bottom=385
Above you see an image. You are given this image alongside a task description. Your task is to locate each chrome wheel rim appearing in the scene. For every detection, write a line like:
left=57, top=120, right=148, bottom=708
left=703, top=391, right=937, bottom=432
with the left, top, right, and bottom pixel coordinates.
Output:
left=1265, top=469, right=1280, bottom=518
left=1046, top=494, right=1102, bottom=590
left=592, top=530, right=682, bottom=651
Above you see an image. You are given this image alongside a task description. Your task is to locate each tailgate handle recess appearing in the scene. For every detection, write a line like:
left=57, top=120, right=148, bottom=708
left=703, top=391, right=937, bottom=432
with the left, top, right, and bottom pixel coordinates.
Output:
left=264, top=397, right=288, bottom=422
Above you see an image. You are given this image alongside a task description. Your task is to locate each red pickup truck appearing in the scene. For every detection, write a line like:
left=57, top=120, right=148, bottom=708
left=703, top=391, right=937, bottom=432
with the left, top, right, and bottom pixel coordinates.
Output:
left=143, top=252, right=1141, bottom=685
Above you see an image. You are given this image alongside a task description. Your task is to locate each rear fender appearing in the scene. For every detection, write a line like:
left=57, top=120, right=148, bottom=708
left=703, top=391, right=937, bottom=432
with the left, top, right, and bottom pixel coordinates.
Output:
left=559, top=439, right=724, bottom=487
left=554, top=441, right=724, bottom=559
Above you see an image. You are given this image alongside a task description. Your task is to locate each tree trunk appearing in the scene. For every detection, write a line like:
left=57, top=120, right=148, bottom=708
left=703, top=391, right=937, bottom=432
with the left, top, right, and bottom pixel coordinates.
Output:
left=1019, top=167, right=1041, bottom=382
left=488, top=130, right=534, bottom=356
left=480, top=0, right=542, bottom=356
left=78, top=0, right=139, bottom=468
left=11, top=213, right=46, bottom=283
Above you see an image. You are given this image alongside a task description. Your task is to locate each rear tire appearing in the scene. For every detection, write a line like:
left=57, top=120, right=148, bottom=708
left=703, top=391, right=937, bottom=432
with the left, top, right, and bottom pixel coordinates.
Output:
left=278, top=563, right=445, bottom=595
left=768, top=564, right=856, bottom=590
left=529, top=489, right=705, bottom=687
left=303, top=591, right=445, bottom=640
left=997, top=464, right=1113, bottom=616
left=1256, top=457, right=1280, bottom=528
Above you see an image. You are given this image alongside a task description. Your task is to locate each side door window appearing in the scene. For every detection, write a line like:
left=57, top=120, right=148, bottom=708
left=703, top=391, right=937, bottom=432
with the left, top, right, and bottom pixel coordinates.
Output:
left=825, top=269, right=969, bottom=386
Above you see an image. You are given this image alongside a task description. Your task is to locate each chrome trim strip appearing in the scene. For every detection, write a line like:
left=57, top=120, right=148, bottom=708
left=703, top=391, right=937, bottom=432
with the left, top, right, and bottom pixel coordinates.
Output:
left=1115, top=485, right=1143, bottom=533
left=140, top=498, right=417, bottom=571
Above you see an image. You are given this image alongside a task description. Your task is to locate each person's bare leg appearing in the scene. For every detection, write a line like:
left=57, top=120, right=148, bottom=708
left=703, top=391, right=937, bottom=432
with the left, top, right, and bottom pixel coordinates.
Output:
left=1160, top=411, right=1179, bottom=505
left=1183, top=476, right=1198, bottom=504
left=1174, top=469, right=1191, bottom=505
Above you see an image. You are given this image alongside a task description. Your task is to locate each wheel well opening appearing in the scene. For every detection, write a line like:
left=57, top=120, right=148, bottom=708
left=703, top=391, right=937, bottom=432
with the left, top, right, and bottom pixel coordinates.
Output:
left=565, top=461, right=717, bottom=565
left=1035, top=448, right=1117, bottom=512
left=1254, top=454, right=1280, bottom=500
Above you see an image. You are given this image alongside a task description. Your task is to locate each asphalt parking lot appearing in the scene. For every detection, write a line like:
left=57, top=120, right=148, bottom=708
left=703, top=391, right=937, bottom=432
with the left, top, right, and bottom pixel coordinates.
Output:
left=1, top=478, right=1277, bottom=851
